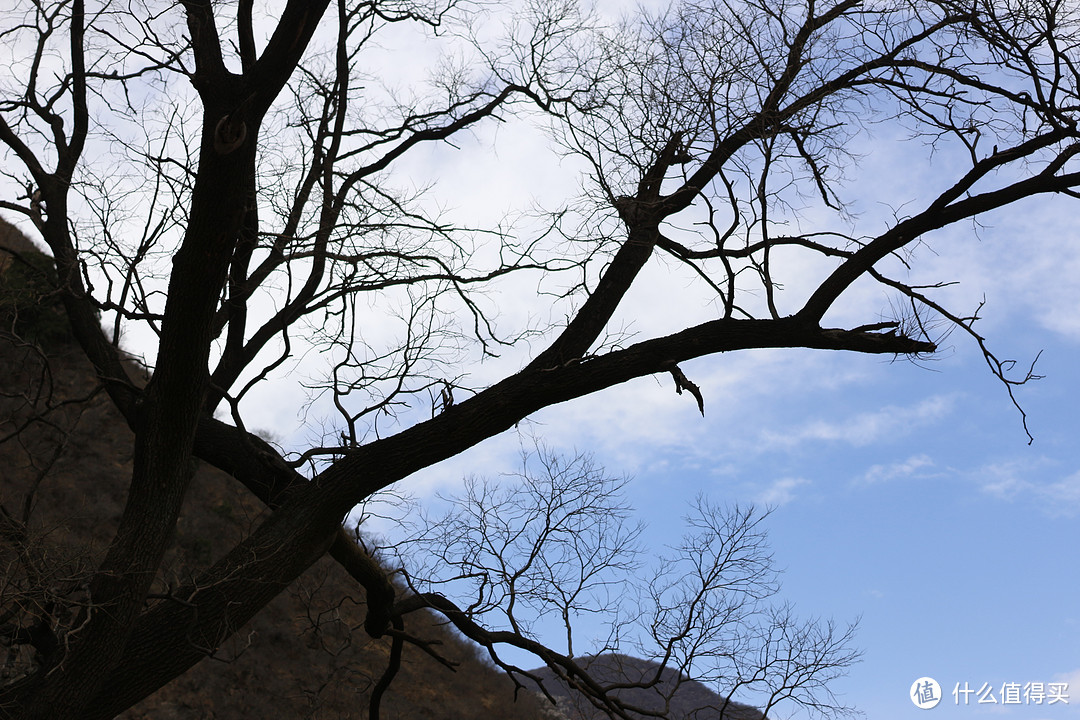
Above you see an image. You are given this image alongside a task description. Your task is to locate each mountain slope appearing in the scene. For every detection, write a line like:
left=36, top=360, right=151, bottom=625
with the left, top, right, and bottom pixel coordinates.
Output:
left=0, top=218, right=548, bottom=719
left=529, top=654, right=766, bottom=720
left=2, top=217, right=768, bottom=719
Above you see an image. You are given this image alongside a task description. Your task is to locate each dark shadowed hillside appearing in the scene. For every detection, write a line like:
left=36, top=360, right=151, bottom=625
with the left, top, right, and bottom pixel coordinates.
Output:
left=2, top=217, right=768, bottom=719
left=529, top=654, right=766, bottom=720
left=0, top=218, right=549, bottom=719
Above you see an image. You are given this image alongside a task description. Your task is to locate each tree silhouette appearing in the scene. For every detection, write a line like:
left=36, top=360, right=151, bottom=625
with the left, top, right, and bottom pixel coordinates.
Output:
left=0, top=0, right=1076, bottom=717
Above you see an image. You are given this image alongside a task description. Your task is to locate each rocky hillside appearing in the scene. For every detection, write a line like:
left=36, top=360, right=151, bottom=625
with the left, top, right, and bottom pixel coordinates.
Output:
left=1, top=218, right=766, bottom=719
left=0, top=219, right=548, bottom=719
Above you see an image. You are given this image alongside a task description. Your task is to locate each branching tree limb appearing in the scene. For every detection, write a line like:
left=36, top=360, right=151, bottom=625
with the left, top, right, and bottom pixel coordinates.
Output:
left=1, top=0, right=1077, bottom=717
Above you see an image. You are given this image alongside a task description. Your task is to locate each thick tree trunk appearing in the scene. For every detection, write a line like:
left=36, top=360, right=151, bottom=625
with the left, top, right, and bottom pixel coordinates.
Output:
left=8, top=106, right=257, bottom=720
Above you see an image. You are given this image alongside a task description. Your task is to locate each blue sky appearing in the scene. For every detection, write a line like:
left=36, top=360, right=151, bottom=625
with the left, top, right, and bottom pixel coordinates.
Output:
left=406, top=311, right=1080, bottom=719
left=214, top=19, right=1080, bottom=716
left=359, top=281, right=1080, bottom=719
left=304, top=110, right=1080, bottom=716
left=688, top=346, right=1080, bottom=719
left=339, top=70, right=1080, bottom=716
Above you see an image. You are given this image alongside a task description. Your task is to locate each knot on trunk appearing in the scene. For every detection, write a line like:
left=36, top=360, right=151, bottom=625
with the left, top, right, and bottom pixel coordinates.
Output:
left=213, top=114, right=248, bottom=155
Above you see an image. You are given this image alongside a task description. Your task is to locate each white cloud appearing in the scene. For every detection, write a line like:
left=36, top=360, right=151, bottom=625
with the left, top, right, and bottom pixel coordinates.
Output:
left=1053, top=668, right=1080, bottom=691
left=857, top=454, right=936, bottom=485
left=1044, top=669, right=1080, bottom=717
left=977, top=460, right=1080, bottom=517
left=970, top=197, right=1080, bottom=343
left=519, top=348, right=867, bottom=472
left=1044, top=472, right=1080, bottom=506
left=762, top=395, right=955, bottom=448
left=755, top=477, right=810, bottom=506
left=977, top=458, right=1045, bottom=500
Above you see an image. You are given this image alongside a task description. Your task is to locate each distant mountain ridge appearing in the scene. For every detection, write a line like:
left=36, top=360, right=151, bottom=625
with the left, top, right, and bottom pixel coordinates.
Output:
left=529, top=653, right=766, bottom=720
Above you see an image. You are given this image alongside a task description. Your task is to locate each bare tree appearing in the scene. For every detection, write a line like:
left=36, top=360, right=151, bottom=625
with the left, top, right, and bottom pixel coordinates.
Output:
left=0, top=0, right=1077, bottom=717
left=386, top=443, right=859, bottom=719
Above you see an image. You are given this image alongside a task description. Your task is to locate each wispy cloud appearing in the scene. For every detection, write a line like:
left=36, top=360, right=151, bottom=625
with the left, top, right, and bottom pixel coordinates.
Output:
left=857, top=454, right=936, bottom=485
left=762, top=395, right=955, bottom=448
left=1044, top=473, right=1080, bottom=507
left=1052, top=667, right=1080, bottom=682
left=977, top=460, right=1080, bottom=517
left=966, top=203, right=1080, bottom=343
left=755, top=477, right=810, bottom=506
left=1047, top=668, right=1080, bottom=717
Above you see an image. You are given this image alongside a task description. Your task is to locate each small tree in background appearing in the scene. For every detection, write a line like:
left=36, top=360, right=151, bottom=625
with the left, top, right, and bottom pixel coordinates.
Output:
left=385, top=443, right=858, bottom=718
